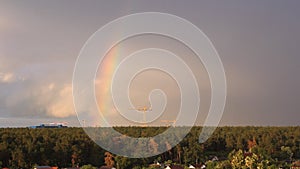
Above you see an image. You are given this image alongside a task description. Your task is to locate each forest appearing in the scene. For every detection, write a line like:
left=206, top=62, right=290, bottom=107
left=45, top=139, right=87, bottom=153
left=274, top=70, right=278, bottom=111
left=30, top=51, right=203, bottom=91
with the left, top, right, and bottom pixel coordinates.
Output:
left=0, top=126, right=299, bottom=169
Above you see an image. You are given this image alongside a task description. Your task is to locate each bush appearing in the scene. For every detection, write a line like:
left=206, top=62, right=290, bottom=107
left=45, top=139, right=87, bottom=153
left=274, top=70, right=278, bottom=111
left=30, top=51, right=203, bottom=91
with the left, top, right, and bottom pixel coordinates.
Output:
left=80, top=164, right=97, bottom=169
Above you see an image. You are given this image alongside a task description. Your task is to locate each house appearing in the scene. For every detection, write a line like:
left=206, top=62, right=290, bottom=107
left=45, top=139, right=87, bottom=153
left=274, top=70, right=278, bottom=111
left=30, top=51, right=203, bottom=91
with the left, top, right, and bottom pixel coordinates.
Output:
left=211, top=156, right=219, bottom=161
left=165, top=165, right=184, bottom=169
left=189, top=165, right=195, bottom=169
left=189, top=164, right=206, bottom=169
left=33, top=167, right=58, bottom=169
left=149, top=163, right=161, bottom=168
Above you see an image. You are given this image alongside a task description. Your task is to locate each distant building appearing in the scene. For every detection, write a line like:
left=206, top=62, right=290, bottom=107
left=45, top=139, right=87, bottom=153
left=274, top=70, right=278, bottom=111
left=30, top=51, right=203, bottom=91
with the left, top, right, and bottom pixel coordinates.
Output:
left=29, top=123, right=67, bottom=129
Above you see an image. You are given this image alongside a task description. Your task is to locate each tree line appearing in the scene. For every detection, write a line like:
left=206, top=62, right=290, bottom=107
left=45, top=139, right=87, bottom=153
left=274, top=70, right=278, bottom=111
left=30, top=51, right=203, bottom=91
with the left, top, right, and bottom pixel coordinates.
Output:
left=0, top=126, right=299, bottom=168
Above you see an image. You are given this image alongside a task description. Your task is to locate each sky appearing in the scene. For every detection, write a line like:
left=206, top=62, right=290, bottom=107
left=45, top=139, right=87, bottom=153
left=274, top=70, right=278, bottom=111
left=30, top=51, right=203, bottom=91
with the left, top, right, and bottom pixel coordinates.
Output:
left=0, top=0, right=299, bottom=127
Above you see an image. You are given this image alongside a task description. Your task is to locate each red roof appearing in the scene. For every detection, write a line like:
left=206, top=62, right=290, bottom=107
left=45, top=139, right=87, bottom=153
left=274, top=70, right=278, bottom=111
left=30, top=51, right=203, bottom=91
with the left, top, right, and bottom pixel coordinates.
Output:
left=292, top=161, right=300, bottom=168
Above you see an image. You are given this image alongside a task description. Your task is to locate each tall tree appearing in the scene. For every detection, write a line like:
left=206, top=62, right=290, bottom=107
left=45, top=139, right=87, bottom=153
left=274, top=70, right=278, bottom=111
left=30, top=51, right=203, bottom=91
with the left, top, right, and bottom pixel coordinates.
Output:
left=104, top=152, right=115, bottom=167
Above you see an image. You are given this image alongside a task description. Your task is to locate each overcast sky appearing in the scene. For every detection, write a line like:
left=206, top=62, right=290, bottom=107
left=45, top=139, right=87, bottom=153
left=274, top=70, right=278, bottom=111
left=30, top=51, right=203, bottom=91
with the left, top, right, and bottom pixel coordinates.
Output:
left=0, top=0, right=299, bottom=127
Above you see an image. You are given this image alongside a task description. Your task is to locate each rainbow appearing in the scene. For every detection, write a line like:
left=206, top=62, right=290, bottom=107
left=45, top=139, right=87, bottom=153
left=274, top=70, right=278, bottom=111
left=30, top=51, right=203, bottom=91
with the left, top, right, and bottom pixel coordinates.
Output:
left=95, top=46, right=120, bottom=125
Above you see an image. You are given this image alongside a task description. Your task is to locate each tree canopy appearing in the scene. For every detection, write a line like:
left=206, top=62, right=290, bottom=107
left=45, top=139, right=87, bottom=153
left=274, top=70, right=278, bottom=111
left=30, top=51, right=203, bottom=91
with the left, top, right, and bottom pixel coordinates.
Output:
left=0, top=126, right=299, bottom=169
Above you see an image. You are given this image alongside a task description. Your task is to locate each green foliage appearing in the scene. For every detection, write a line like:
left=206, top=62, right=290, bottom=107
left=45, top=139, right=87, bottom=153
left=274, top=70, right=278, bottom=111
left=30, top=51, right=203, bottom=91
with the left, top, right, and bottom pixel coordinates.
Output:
left=281, top=146, right=293, bottom=162
left=132, top=166, right=142, bottom=169
left=0, top=128, right=105, bottom=168
left=215, top=160, right=231, bottom=169
left=164, top=160, right=172, bottom=165
left=0, top=126, right=299, bottom=168
left=206, top=160, right=218, bottom=169
left=80, top=164, right=97, bottom=169
left=228, top=149, right=279, bottom=168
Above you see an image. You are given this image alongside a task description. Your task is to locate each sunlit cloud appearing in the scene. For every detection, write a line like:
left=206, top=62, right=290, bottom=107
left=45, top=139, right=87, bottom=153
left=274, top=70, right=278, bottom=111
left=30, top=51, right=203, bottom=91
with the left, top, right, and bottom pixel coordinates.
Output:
left=46, top=84, right=75, bottom=118
left=0, top=72, right=14, bottom=83
left=2, top=78, right=75, bottom=118
left=0, top=71, right=25, bottom=83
